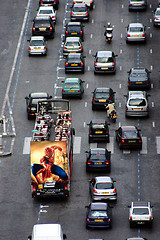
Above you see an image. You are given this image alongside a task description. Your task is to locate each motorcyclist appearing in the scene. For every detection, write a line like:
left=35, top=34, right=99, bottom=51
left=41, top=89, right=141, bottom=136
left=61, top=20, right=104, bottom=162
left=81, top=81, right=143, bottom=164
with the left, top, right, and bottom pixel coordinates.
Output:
left=106, top=103, right=116, bottom=118
left=104, top=22, right=113, bottom=36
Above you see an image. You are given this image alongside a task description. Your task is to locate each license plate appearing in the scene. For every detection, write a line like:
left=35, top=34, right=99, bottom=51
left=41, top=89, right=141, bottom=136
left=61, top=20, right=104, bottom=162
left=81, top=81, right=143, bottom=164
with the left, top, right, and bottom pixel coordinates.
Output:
left=71, top=64, right=78, bottom=66
left=34, top=47, right=41, bottom=50
left=136, top=82, right=142, bottom=84
left=134, top=108, right=141, bottom=110
left=69, top=90, right=75, bottom=92
left=102, top=67, right=108, bottom=70
left=108, top=38, right=110, bottom=40
left=134, top=35, right=140, bottom=37
left=113, top=115, right=116, bottom=118
left=94, top=219, right=103, bottom=222
left=71, top=32, right=77, bottom=35
left=99, top=100, right=106, bottom=102
left=102, top=192, right=109, bottom=194
left=95, top=131, right=103, bottom=134
left=128, top=140, right=136, bottom=143
left=135, top=3, right=140, bottom=4
left=78, top=14, right=83, bottom=16
left=71, top=52, right=76, bottom=53
left=94, top=162, right=102, bottom=165
left=40, top=28, right=46, bottom=31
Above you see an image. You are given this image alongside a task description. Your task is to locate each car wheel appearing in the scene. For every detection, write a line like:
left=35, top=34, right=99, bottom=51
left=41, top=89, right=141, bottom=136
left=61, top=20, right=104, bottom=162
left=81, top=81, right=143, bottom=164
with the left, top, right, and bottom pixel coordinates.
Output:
left=107, top=137, right=110, bottom=143
left=28, top=53, right=31, bottom=57
left=89, top=137, right=93, bottom=143
left=126, top=39, right=129, bottom=44
left=119, top=142, right=122, bottom=149
left=92, top=105, right=95, bottom=110
left=130, top=222, right=135, bottom=228
left=94, top=71, right=97, bottom=75
left=44, top=52, right=47, bottom=56
left=28, top=114, right=31, bottom=120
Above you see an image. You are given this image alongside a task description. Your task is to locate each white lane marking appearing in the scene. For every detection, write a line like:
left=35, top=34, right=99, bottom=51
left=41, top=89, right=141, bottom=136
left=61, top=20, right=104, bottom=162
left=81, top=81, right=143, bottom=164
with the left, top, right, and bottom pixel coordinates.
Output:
left=92, top=19, right=94, bottom=24
left=123, top=150, right=131, bottom=154
left=88, top=66, right=90, bottom=71
left=120, top=66, right=122, bottom=71
left=89, top=49, right=91, bottom=54
left=151, top=83, right=153, bottom=89
left=119, top=84, right=122, bottom=88
left=119, top=122, right=121, bottom=127
left=106, top=137, right=114, bottom=154
left=23, top=137, right=32, bottom=154
left=119, top=102, right=121, bottom=108
left=140, top=137, right=147, bottom=154
left=121, top=19, right=123, bottom=23
left=90, top=34, right=93, bottom=39
left=150, top=49, right=152, bottom=54
left=150, top=19, right=152, bottom=23
left=152, top=122, right=155, bottom=128
left=120, top=49, right=122, bottom=54
left=90, top=143, right=97, bottom=148
left=85, top=102, right=87, bottom=107
left=122, top=4, right=124, bottom=8
left=150, top=33, right=152, bottom=38
left=150, top=65, right=153, bottom=71
left=86, top=83, right=88, bottom=88
left=121, top=33, right=123, bottom=38
left=73, top=136, right=81, bottom=154
left=84, top=122, right=86, bottom=127
left=156, top=137, right=160, bottom=154
left=152, top=102, right=154, bottom=107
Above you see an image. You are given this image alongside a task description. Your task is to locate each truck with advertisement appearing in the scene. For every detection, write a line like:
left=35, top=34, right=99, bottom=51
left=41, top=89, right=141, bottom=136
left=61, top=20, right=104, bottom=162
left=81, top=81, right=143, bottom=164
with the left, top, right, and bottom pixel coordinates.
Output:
left=30, top=99, right=74, bottom=198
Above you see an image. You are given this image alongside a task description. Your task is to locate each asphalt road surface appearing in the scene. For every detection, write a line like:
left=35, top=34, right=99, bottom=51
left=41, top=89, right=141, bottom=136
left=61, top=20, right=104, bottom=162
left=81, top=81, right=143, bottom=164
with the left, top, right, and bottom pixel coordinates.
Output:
left=0, top=0, right=160, bottom=239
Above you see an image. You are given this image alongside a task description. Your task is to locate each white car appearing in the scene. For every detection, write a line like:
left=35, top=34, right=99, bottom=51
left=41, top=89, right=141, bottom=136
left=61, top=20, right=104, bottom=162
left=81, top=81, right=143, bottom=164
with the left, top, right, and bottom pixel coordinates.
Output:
left=37, top=6, right=56, bottom=23
left=28, top=36, right=47, bottom=56
left=73, top=0, right=94, bottom=9
left=128, top=202, right=153, bottom=227
left=126, top=23, right=146, bottom=43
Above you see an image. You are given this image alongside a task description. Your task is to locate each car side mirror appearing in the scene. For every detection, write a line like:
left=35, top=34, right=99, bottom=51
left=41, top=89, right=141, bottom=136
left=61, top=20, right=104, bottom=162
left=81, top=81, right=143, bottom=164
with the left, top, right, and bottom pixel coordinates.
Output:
left=108, top=151, right=111, bottom=155
left=85, top=205, right=89, bottom=208
left=124, top=94, right=127, bottom=97
left=82, top=81, right=85, bottom=83
left=147, top=94, right=151, bottom=97
left=72, top=128, right=75, bottom=135
left=25, top=96, right=29, bottom=100
left=63, top=234, right=67, bottom=239
left=127, top=71, right=130, bottom=73
left=137, top=129, right=141, bottom=132
left=83, top=56, right=86, bottom=58
left=128, top=205, right=131, bottom=208
left=113, top=91, right=116, bottom=94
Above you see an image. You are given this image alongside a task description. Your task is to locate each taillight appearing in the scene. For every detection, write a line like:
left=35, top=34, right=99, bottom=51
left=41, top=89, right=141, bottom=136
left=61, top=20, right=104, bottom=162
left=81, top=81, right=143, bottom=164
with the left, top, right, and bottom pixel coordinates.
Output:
left=87, top=160, right=91, bottom=165
left=129, top=4, right=132, bottom=6
left=109, top=97, right=112, bottom=101
left=40, top=0, right=43, bottom=3
left=139, top=140, right=142, bottom=143
left=65, top=31, right=68, bottom=34
left=29, top=47, right=31, bottom=50
left=71, top=12, right=74, bottom=15
left=64, top=185, right=68, bottom=190
left=78, top=90, right=81, bottom=92
left=127, top=34, right=130, bottom=37
left=122, top=139, right=125, bottom=143
left=113, top=189, right=117, bottom=193
left=93, top=97, right=95, bottom=103
left=143, top=34, right=145, bottom=37
left=108, top=218, right=111, bottom=222
left=79, top=46, right=82, bottom=50
left=126, top=107, right=128, bottom=110
left=129, top=81, right=132, bottom=86
left=64, top=47, right=67, bottom=50
left=130, top=216, right=132, bottom=220
left=33, top=27, right=35, bottom=31
left=106, top=130, right=108, bottom=134
left=80, top=30, right=83, bottom=34
left=50, top=27, right=52, bottom=31
left=65, top=62, right=68, bottom=66
left=54, top=0, right=56, bottom=2
left=62, top=89, right=65, bottom=92
left=90, top=1, right=93, bottom=3
left=112, top=62, right=115, bottom=66
left=81, top=62, right=84, bottom=66
left=73, top=1, right=76, bottom=3
left=105, top=160, right=109, bottom=165
left=93, top=189, right=98, bottom=193
left=85, top=12, right=88, bottom=15
left=44, top=47, right=46, bottom=50
left=149, top=216, right=152, bottom=220
left=87, top=218, right=90, bottom=222
left=95, top=62, right=97, bottom=66
left=146, top=81, right=149, bottom=85
left=90, top=130, right=92, bottom=134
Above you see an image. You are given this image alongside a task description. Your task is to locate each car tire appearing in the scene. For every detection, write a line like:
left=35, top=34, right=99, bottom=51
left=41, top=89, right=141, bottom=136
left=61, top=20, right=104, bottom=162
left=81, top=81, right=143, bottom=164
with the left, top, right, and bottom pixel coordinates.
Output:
left=92, top=105, right=95, bottom=110
left=119, top=142, right=122, bottom=149
left=28, top=114, right=31, bottom=120
left=107, top=137, right=110, bottom=143
left=44, top=52, right=47, bottom=56
left=126, top=39, right=129, bottom=44
left=130, top=222, right=135, bottom=228
left=94, top=71, right=97, bottom=75
left=89, top=137, right=93, bottom=143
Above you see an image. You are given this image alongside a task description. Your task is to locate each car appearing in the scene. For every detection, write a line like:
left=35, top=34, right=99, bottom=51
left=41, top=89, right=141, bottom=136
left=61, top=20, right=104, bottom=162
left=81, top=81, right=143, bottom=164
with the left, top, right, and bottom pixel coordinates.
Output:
left=86, top=202, right=112, bottom=229
left=128, top=202, right=153, bottom=227
left=128, top=0, right=147, bottom=11
left=93, top=51, right=118, bottom=74
left=88, top=119, right=110, bottom=143
left=128, top=67, right=151, bottom=90
left=115, top=126, right=142, bottom=150
left=92, top=87, right=115, bottom=110
left=153, top=7, right=160, bottom=26
left=65, top=22, right=84, bottom=41
left=25, top=92, right=52, bottom=119
left=63, top=37, right=83, bottom=56
left=89, top=176, right=117, bottom=201
left=124, top=91, right=149, bottom=117
left=62, top=78, right=85, bottom=99
left=70, top=3, right=89, bottom=22
left=85, top=148, right=111, bottom=172
left=126, top=238, right=147, bottom=240
left=39, top=0, right=59, bottom=10
left=37, top=6, right=56, bottom=23
left=32, top=16, right=55, bottom=38
left=126, top=23, right=146, bottom=43
left=28, top=36, right=47, bottom=56
left=73, top=0, right=94, bottom=9
left=65, top=53, right=85, bottom=73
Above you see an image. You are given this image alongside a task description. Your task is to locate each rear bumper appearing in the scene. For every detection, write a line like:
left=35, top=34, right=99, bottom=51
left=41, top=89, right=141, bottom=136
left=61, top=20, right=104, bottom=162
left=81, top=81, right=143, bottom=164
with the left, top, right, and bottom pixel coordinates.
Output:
left=92, top=194, right=117, bottom=201
left=94, top=67, right=115, bottom=73
left=89, top=134, right=109, bottom=142
left=65, top=66, right=84, bottom=72
left=126, top=111, right=149, bottom=117
left=126, top=37, right=146, bottom=42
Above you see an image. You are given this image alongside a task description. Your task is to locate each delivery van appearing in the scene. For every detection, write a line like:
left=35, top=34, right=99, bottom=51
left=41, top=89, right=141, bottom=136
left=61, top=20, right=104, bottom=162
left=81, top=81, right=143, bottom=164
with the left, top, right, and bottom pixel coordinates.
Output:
left=28, top=223, right=67, bottom=240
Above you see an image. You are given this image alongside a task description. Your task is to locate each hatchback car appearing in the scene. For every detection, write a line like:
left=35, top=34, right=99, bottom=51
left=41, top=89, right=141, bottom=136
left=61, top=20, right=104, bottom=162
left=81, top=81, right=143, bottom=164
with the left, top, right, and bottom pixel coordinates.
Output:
left=73, top=0, right=94, bottom=9
left=65, top=53, right=85, bottom=73
left=39, top=0, right=59, bottom=10
left=88, top=119, right=110, bottom=143
left=62, top=78, right=84, bottom=99
left=85, top=148, right=111, bottom=172
left=28, top=36, right=47, bottom=56
left=92, top=88, right=115, bottom=110
left=153, top=8, right=160, bottom=26
left=70, top=3, right=89, bottom=22
left=128, top=202, right=153, bottom=227
left=32, top=16, right=55, bottom=38
left=126, top=23, right=146, bottom=43
left=63, top=37, right=83, bottom=56
left=65, top=22, right=84, bottom=40
left=128, top=0, right=147, bottom=11
left=115, top=126, right=142, bottom=149
left=93, top=51, right=117, bottom=74
left=86, top=202, right=112, bottom=229
left=25, top=92, right=52, bottom=119
left=128, top=68, right=151, bottom=90
left=125, top=91, right=149, bottom=117
left=37, top=6, right=56, bottom=23
left=89, top=176, right=117, bottom=201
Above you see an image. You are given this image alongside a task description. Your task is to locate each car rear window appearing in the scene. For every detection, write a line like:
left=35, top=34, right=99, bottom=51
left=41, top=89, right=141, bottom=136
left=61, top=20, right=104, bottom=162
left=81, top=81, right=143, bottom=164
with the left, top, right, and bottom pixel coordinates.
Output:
left=32, top=98, right=48, bottom=105
left=92, top=124, right=106, bottom=130
left=72, top=6, right=87, bottom=12
left=30, top=40, right=44, bottom=46
left=90, top=154, right=106, bottom=160
left=130, top=27, right=143, bottom=32
left=91, top=210, right=108, bottom=217
left=39, top=10, right=53, bottom=14
left=68, top=26, right=81, bottom=31
left=95, top=92, right=110, bottom=99
left=65, top=42, right=80, bottom=46
left=128, top=99, right=146, bottom=106
left=68, top=57, right=81, bottom=62
left=132, top=208, right=149, bottom=215
left=96, top=182, right=113, bottom=189
left=35, top=20, right=50, bottom=27
left=122, top=131, right=138, bottom=139
left=156, top=10, right=160, bottom=15
left=64, top=83, right=79, bottom=89
left=131, top=72, right=147, bottom=78
left=97, top=57, right=113, bottom=63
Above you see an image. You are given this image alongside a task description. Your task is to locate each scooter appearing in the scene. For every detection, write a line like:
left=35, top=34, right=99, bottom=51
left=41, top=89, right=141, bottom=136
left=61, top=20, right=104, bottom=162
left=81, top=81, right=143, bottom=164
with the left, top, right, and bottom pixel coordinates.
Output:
left=109, top=110, right=117, bottom=123
left=104, top=24, right=113, bottom=43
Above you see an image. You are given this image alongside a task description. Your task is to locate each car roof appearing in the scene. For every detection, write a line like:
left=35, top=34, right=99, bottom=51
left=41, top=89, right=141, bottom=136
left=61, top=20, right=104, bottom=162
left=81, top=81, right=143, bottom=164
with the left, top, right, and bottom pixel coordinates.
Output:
left=73, top=3, right=87, bottom=7
left=30, top=36, right=44, bottom=41
left=91, top=119, right=106, bottom=124
left=95, top=87, right=110, bottom=92
left=131, top=67, right=146, bottom=72
left=39, top=6, right=54, bottom=10
left=68, top=53, right=81, bottom=58
left=65, top=37, right=81, bottom=42
left=90, top=148, right=106, bottom=154
left=95, top=176, right=112, bottom=183
left=129, top=23, right=144, bottom=27
left=97, top=51, right=113, bottom=57
left=35, top=16, right=51, bottom=20
left=65, top=78, right=80, bottom=83
left=128, top=91, right=146, bottom=98
left=67, top=22, right=82, bottom=26
left=91, top=202, right=108, bottom=210
left=132, top=202, right=150, bottom=207
left=121, top=126, right=137, bottom=131
left=30, top=92, right=49, bottom=98
left=127, top=238, right=146, bottom=240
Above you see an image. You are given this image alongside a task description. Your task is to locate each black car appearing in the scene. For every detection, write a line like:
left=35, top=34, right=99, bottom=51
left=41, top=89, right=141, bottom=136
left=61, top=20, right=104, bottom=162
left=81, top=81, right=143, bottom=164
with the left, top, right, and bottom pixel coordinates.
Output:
left=25, top=92, right=52, bottom=119
left=65, top=22, right=84, bottom=40
left=128, top=67, right=151, bottom=90
left=86, top=202, right=112, bottom=229
left=65, top=53, right=85, bottom=73
left=88, top=119, right=110, bottom=143
left=32, top=16, right=55, bottom=38
left=39, top=0, right=59, bottom=10
left=92, top=88, right=115, bottom=110
left=85, top=148, right=111, bottom=172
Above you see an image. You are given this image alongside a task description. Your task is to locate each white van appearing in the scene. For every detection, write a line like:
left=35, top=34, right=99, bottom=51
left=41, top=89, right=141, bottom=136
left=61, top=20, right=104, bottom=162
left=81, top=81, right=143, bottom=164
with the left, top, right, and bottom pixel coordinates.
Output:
left=73, top=0, right=94, bottom=9
left=28, top=224, right=67, bottom=240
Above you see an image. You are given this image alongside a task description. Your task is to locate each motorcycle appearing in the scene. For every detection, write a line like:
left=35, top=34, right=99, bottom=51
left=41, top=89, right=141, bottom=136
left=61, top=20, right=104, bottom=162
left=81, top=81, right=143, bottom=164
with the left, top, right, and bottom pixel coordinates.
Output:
left=105, top=103, right=117, bottom=123
left=109, top=110, right=117, bottom=123
left=104, top=24, right=113, bottom=43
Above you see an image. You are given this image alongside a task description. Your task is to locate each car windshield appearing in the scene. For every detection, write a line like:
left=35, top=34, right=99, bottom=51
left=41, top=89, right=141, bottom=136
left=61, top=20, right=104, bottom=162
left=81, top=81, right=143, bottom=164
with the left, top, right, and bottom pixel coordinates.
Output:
left=131, top=72, right=147, bottom=78
left=72, top=6, right=86, bottom=12
left=30, top=40, right=44, bottom=46
left=123, top=131, right=138, bottom=139
left=96, top=182, right=113, bottom=189
left=129, top=27, right=143, bottom=32
left=92, top=124, right=105, bottom=130
left=95, top=93, right=110, bottom=99
left=129, top=99, right=146, bottom=106
left=156, top=10, right=160, bottom=15
left=64, top=83, right=79, bottom=89
left=90, top=154, right=106, bottom=160
left=39, top=10, right=53, bottom=14
left=65, top=42, right=80, bottom=46
left=97, top=57, right=113, bottom=63
left=91, top=210, right=108, bottom=217
left=68, top=26, right=81, bottom=31
left=133, top=208, right=149, bottom=215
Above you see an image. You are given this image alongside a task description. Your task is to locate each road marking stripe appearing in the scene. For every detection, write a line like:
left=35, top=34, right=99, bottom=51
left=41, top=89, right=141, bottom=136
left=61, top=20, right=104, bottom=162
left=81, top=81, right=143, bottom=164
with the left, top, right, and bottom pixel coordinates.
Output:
left=73, top=136, right=81, bottom=154
left=106, top=137, right=114, bottom=154
left=140, top=137, right=147, bottom=154
left=156, top=137, right=160, bottom=154
left=23, top=137, right=32, bottom=154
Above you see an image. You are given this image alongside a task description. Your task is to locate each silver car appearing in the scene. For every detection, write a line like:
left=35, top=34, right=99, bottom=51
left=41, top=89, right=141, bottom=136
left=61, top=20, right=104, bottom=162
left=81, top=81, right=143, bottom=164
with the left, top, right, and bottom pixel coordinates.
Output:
left=89, top=176, right=117, bottom=201
left=70, top=3, right=89, bottom=22
left=28, top=36, right=47, bottom=56
left=63, top=37, right=83, bottom=56
left=128, top=202, right=153, bottom=227
left=128, top=0, right=147, bottom=11
left=125, top=91, right=149, bottom=117
left=126, top=23, right=146, bottom=43
left=153, top=7, right=160, bottom=26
